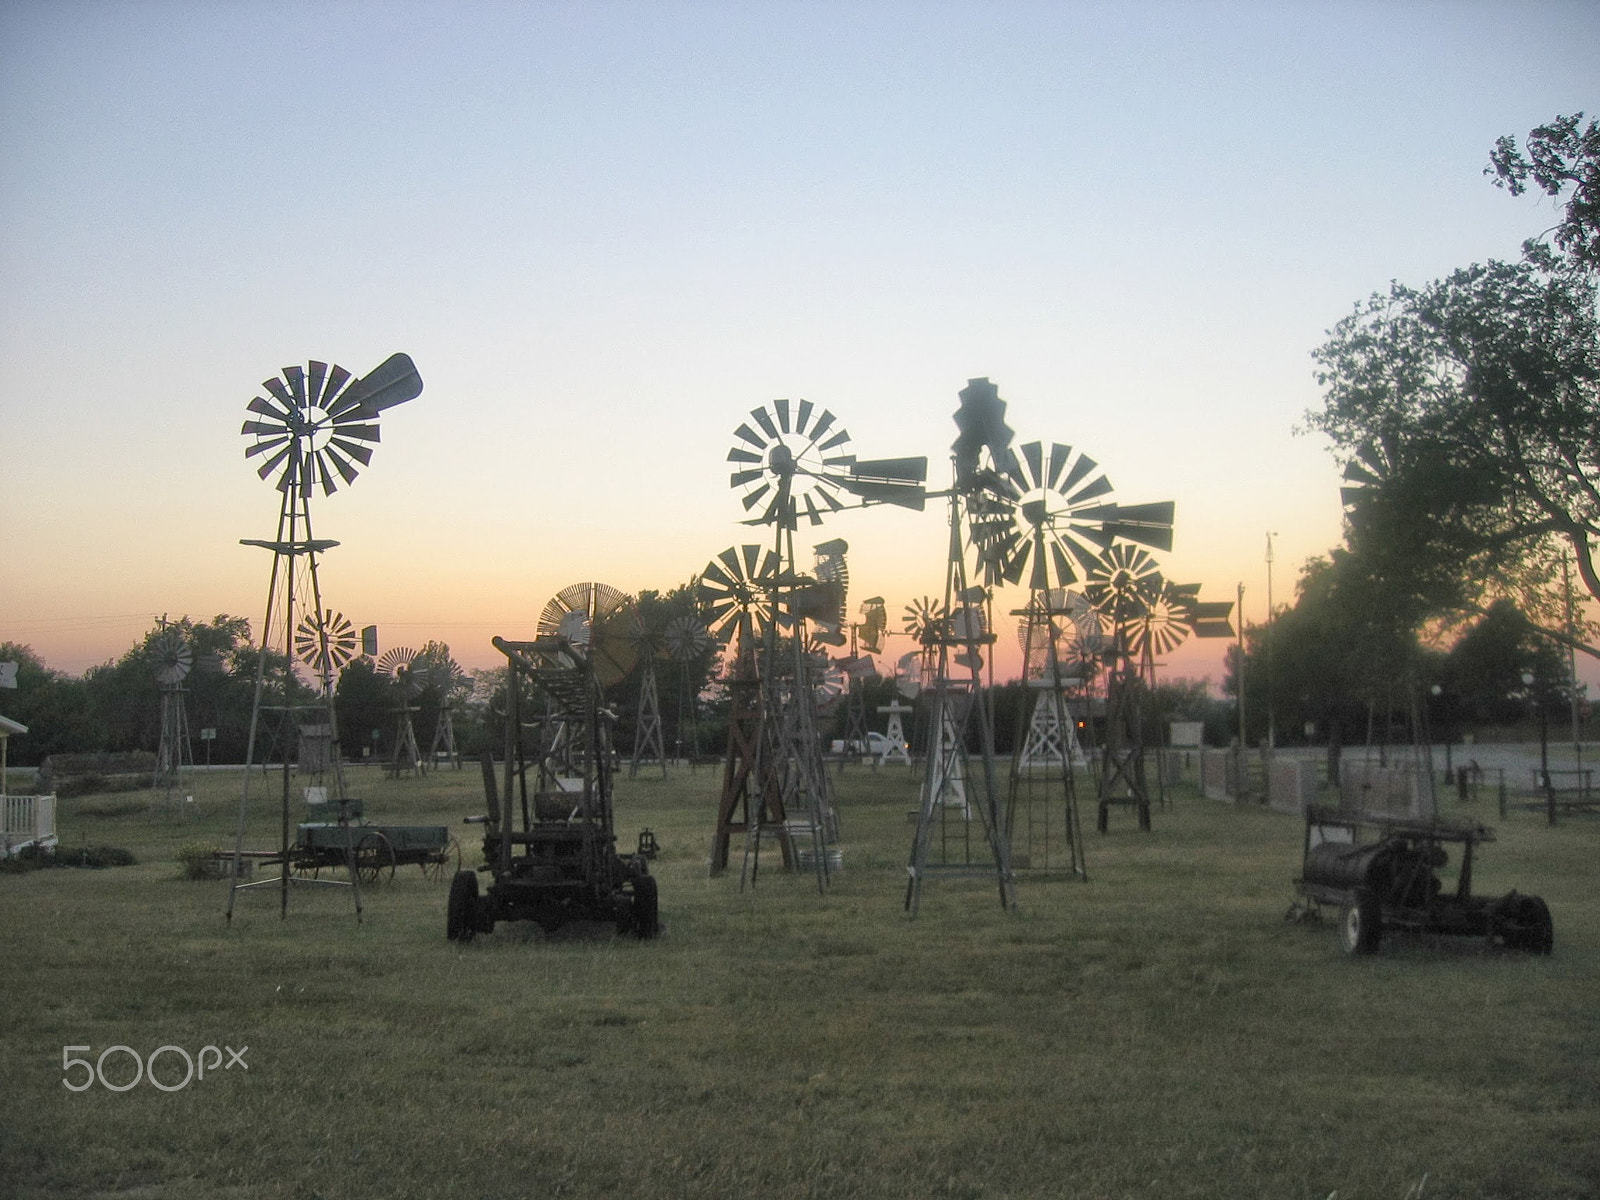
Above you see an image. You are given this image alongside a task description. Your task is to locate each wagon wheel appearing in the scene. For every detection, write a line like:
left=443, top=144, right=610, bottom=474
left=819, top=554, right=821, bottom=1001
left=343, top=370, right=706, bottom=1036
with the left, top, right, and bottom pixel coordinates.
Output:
left=354, top=830, right=396, bottom=885
left=1338, top=888, right=1383, bottom=956
left=420, top=834, right=462, bottom=883
left=291, top=854, right=321, bottom=880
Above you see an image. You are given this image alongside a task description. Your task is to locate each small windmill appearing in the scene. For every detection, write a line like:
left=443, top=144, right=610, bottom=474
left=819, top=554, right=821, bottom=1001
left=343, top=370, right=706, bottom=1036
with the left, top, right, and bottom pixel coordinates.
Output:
left=664, top=613, right=713, bottom=766
left=152, top=624, right=194, bottom=791
left=294, top=609, right=357, bottom=777
left=1084, top=544, right=1166, bottom=832
left=227, top=351, right=422, bottom=923
left=1006, top=588, right=1089, bottom=879
left=378, top=647, right=425, bottom=776
left=423, top=653, right=469, bottom=771
left=536, top=583, right=638, bottom=778
left=836, top=595, right=886, bottom=766
left=875, top=652, right=918, bottom=767
left=700, top=543, right=784, bottom=875
left=627, top=611, right=668, bottom=779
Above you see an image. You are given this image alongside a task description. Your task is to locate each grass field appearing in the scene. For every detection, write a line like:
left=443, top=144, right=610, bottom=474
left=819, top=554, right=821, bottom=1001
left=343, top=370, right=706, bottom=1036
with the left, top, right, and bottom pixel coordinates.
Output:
left=2, top=762, right=1596, bottom=1199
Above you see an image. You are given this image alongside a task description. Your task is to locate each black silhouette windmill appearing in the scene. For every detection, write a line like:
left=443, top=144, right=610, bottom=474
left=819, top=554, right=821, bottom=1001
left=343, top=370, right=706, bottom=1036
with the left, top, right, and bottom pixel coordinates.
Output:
left=664, top=613, right=714, bottom=765
left=227, top=353, right=422, bottom=922
left=377, top=647, right=425, bottom=777
left=152, top=623, right=195, bottom=792
left=904, top=378, right=1019, bottom=916
left=715, top=399, right=926, bottom=889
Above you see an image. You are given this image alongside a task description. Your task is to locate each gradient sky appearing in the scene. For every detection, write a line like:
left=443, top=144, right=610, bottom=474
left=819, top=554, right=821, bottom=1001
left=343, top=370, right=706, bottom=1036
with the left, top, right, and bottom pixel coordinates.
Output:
left=3, top=1, right=1598, bottom=691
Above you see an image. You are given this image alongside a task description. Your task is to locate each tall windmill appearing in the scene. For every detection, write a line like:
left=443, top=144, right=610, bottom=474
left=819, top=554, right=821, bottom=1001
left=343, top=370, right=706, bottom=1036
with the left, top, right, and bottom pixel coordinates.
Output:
left=227, top=352, right=422, bottom=923
left=905, top=378, right=1018, bottom=917
left=152, top=624, right=194, bottom=793
left=720, top=399, right=926, bottom=890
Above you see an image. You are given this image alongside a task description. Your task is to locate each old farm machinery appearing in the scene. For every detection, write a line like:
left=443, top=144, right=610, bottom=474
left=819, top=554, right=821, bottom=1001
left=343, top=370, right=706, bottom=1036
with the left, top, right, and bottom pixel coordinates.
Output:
left=447, top=589, right=661, bottom=941
left=243, top=794, right=459, bottom=884
left=1291, top=806, right=1553, bottom=956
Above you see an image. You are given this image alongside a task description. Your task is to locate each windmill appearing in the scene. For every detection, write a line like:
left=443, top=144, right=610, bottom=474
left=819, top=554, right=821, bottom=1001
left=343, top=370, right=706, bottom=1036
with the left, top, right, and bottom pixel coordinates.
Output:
left=1084, top=543, right=1166, bottom=832
left=294, top=609, right=357, bottom=777
left=152, top=625, right=194, bottom=792
left=536, top=583, right=638, bottom=778
left=700, top=543, right=784, bottom=876
left=834, top=594, right=885, bottom=767
left=904, top=378, right=1019, bottom=917
left=720, top=398, right=926, bottom=889
left=1005, top=588, right=1090, bottom=878
left=377, top=647, right=426, bottom=777
left=228, top=351, right=422, bottom=923
left=627, top=610, right=668, bottom=779
left=874, top=652, right=919, bottom=767
left=664, top=614, right=713, bottom=766
left=420, top=652, right=468, bottom=771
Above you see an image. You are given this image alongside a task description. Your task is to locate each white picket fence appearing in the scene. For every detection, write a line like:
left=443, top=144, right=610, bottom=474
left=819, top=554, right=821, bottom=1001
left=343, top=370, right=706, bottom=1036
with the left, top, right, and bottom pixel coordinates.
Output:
left=3, top=793, right=57, bottom=855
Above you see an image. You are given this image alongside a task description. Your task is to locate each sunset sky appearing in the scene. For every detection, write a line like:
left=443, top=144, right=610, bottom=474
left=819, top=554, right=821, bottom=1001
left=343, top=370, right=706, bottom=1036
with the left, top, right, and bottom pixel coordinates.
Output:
left=3, top=2, right=1597, bottom=692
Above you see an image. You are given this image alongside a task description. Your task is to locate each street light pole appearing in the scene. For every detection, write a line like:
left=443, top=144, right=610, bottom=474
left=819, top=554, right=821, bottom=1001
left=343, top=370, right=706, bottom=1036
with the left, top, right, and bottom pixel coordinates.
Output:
left=1236, top=580, right=1246, bottom=799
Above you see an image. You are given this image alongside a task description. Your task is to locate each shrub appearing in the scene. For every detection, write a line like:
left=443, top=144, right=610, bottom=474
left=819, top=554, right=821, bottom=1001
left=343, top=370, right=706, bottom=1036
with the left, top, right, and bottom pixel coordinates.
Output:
left=176, top=841, right=224, bottom=880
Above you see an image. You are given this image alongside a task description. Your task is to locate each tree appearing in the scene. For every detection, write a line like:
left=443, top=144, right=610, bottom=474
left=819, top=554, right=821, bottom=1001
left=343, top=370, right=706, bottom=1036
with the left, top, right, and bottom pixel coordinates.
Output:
left=1442, top=599, right=1570, bottom=727
left=1487, top=112, right=1600, bottom=274
left=1226, top=550, right=1443, bottom=776
left=1310, top=260, right=1600, bottom=658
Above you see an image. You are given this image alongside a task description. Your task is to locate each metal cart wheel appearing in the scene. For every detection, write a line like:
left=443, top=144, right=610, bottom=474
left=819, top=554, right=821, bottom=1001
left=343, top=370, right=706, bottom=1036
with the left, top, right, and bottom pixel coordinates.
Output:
left=1338, top=888, right=1383, bottom=956
left=420, top=834, right=462, bottom=882
left=354, top=830, right=396, bottom=885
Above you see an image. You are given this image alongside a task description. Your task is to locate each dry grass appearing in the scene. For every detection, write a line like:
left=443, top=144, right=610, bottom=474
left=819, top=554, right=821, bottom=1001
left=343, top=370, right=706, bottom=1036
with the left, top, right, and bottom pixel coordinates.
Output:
left=2, top=761, right=1596, bottom=1199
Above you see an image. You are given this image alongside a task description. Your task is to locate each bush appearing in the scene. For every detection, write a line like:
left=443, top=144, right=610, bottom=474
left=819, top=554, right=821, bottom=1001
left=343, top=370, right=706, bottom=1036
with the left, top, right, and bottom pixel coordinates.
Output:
left=0, top=844, right=137, bottom=872
left=176, top=841, right=224, bottom=880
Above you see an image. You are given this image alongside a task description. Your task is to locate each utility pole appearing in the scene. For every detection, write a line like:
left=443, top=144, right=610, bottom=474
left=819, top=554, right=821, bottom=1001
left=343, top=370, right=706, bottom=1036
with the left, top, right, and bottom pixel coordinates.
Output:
left=1235, top=581, right=1246, bottom=799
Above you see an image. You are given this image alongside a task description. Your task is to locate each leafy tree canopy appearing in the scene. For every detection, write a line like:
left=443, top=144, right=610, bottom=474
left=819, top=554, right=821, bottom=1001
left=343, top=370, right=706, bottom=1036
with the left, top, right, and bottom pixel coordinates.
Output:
left=1487, top=111, right=1600, bottom=273
left=1309, top=115, right=1600, bottom=662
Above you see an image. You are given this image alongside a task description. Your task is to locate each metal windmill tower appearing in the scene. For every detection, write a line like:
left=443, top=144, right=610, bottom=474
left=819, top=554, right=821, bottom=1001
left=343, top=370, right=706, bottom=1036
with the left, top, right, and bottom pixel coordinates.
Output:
left=905, top=378, right=1018, bottom=917
left=628, top=611, right=668, bottom=779
left=842, top=595, right=888, bottom=762
left=293, top=609, right=358, bottom=780
left=701, top=543, right=784, bottom=875
left=227, top=352, right=422, bottom=922
left=423, top=653, right=468, bottom=770
left=972, top=422, right=1175, bottom=843
left=720, top=398, right=927, bottom=889
left=536, top=583, right=638, bottom=779
left=152, top=624, right=195, bottom=794
left=1085, top=544, right=1166, bottom=832
left=378, top=647, right=426, bottom=777
left=664, top=614, right=713, bottom=766
left=1006, top=588, right=1091, bottom=880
